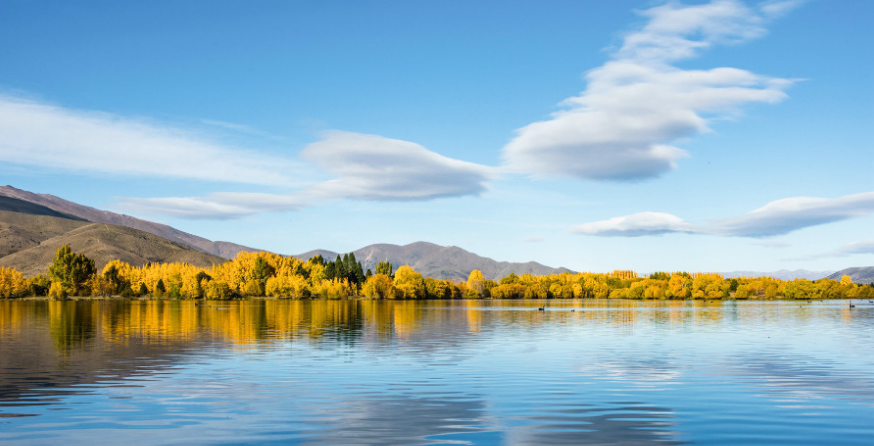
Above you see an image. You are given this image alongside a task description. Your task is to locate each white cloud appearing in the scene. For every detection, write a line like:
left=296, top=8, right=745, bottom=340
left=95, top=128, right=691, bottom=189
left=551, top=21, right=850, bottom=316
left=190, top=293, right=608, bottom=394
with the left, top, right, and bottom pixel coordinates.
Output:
left=786, top=239, right=874, bottom=262
left=831, top=239, right=874, bottom=256
left=570, top=212, right=700, bottom=236
left=717, top=192, right=874, bottom=237
left=502, top=0, right=796, bottom=181
left=759, top=0, right=804, bottom=18
left=573, top=191, right=874, bottom=237
left=301, top=131, right=496, bottom=201
left=116, top=193, right=307, bottom=220
left=0, top=95, right=304, bottom=187
left=113, top=131, right=495, bottom=219
left=522, top=236, right=544, bottom=243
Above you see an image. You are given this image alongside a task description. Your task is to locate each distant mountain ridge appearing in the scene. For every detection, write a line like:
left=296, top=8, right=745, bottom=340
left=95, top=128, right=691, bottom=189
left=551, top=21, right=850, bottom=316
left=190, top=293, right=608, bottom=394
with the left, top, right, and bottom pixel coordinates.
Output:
left=6, top=186, right=867, bottom=284
left=721, top=269, right=833, bottom=281
left=827, top=267, right=874, bottom=285
left=0, top=196, right=225, bottom=277
left=0, top=185, right=259, bottom=259
left=297, top=241, right=574, bottom=281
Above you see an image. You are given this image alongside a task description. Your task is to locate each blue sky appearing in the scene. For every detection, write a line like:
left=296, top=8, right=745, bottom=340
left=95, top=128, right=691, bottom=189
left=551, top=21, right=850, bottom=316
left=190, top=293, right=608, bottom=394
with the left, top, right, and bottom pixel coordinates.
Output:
left=1, top=0, right=872, bottom=274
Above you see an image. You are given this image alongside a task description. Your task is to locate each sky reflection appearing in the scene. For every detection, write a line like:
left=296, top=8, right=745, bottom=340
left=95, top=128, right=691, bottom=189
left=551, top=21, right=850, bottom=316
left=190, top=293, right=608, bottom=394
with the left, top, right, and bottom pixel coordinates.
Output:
left=2, top=299, right=874, bottom=445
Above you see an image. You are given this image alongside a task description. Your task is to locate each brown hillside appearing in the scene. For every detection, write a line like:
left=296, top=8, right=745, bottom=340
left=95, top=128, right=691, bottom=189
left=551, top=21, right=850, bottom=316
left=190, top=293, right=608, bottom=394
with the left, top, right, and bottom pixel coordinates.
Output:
left=0, top=209, right=88, bottom=257
left=0, top=214, right=227, bottom=277
left=298, top=241, right=574, bottom=281
left=0, top=185, right=261, bottom=259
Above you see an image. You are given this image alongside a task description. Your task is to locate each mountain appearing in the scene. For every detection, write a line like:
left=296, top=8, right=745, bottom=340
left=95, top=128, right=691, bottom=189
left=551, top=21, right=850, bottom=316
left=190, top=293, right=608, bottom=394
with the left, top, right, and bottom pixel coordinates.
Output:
left=0, top=196, right=226, bottom=277
left=297, top=241, right=574, bottom=281
left=0, top=206, right=85, bottom=258
left=721, top=269, right=834, bottom=281
left=827, top=267, right=874, bottom=285
left=0, top=185, right=259, bottom=259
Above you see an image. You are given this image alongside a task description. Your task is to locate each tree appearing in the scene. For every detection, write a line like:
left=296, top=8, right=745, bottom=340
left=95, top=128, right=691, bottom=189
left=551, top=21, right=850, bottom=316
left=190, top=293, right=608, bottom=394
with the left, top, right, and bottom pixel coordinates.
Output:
left=394, top=265, right=424, bottom=299
left=102, top=264, right=124, bottom=294
left=500, top=272, right=519, bottom=285
left=48, top=245, right=96, bottom=296
left=467, top=270, right=486, bottom=298
left=28, top=275, right=51, bottom=297
left=253, top=256, right=275, bottom=287
left=0, top=267, right=27, bottom=298
left=362, top=274, right=399, bottom=299
left=49, top=281, right=67, bottom=300
left=376, top=261, right=393, bottom=278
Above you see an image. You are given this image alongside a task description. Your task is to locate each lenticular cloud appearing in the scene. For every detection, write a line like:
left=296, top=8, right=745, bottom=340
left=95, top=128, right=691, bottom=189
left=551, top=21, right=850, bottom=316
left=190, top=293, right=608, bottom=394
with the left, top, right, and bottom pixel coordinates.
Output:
left=502, top=0, right=798, bottom=181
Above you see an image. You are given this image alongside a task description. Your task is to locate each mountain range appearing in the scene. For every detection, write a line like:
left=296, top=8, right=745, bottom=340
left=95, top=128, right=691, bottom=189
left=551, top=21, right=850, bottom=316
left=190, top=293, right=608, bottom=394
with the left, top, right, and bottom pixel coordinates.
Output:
left=0, top=186, right=259, bottom=259
left=0, top=196, right=225, bottom=277
left=297, top=242, right=574, bottom=281
left=3, top=185, right=869, bottom=284
left=0, top=186, right=573, bottom=280
left=827, top=267, right=874, bottom=285
left=721, top=269, right=834, bottom=281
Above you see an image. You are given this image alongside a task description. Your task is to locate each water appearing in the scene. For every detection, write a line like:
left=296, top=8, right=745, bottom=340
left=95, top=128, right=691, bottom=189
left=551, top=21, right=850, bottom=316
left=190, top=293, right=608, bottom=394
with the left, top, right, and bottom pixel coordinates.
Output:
left=1, top=299, right=873, bottom=445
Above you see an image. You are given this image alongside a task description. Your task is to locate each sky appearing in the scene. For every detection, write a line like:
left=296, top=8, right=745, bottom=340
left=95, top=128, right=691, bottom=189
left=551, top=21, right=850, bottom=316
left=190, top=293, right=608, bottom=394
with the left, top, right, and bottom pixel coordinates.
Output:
left=1, top=0, right=872, bottom=274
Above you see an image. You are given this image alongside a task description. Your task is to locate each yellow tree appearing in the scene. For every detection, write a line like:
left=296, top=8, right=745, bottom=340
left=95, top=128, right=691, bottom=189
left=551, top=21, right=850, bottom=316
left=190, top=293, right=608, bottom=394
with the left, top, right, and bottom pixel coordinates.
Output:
left=394, top=265, right=425, bottom=299
left=466, top=270, right=486, bottom=298
left=362, top=274, right=400, bottom=299
left=0, top=267, right=27, bottom=298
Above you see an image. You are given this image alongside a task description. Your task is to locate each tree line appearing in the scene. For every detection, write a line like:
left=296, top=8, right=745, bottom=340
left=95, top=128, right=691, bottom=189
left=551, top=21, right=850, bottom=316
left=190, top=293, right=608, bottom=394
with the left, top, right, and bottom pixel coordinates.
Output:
left=1, top=245, right=872, bottom=301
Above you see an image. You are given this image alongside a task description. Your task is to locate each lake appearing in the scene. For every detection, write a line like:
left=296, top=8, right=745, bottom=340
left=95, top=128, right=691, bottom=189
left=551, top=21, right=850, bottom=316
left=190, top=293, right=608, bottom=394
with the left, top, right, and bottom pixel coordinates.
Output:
left=1, top=299, right=873, bottom=445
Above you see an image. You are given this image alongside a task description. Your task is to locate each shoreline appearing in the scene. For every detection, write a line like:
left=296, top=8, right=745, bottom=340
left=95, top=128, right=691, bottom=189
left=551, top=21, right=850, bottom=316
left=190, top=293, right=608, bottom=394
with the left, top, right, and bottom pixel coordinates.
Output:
left=6, top=295, right=865, bottom=302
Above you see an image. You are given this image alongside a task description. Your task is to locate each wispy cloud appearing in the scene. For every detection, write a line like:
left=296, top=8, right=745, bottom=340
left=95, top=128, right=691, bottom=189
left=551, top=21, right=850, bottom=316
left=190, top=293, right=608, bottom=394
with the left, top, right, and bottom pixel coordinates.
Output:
left=113, top=130, right=495, bottom=219
left=717, top=193, right=874, bottom=237
left=572, top=191, right=874, bottom=237
left=789, top=239, right=874, bottom=261
left=301, top=131, right=496, bottom=201
left=830, top=239, right=874, bottom=257
left=0, top=95, right=305, bottom=187
left=571, top=212, right=700, bottom=236
left=200, top=119, right=278, bottom=139
left=115, top=193, right=307, bottom=220
left=502, top=0, right=798, bottom=181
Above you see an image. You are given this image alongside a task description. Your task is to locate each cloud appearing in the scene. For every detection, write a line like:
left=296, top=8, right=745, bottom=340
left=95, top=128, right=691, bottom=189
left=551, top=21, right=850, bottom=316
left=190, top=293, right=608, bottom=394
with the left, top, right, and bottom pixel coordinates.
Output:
left=570, top=212, right=700, bottom=236
left=502, top=0, right=796, bottom=181
left=300, top=131, right=495, bottom=201
left=116, top=193, right=307, bottom=220
left=200, top=119, right=277, bottom=139
left=717, top=192, right=874, bottom=237
left=791, top=239, right=874, bottom=261
left=0, top=95, right=304, bottom=187
left=113, top=131, right=495, bottom=219
left=522, top=236, right=544, bottom=243
left=573, top=191, right=874, bottom=237
left=830, top=239, right=874, bottom=257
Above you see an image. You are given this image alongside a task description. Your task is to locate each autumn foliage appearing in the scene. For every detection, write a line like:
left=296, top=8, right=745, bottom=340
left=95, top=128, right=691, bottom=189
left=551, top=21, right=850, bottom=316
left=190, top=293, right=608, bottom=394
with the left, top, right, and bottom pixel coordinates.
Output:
left=2, top=245, right=873, bottom=301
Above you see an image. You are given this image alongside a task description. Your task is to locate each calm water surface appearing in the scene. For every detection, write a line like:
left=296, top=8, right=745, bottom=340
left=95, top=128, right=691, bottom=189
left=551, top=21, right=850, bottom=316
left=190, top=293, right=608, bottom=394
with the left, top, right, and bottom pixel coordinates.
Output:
left=1, top=299, right=873, bottom=445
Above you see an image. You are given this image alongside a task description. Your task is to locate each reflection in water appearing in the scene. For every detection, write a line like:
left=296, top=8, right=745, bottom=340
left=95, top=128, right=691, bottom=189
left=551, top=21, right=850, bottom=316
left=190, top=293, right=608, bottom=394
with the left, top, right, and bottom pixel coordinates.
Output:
left=512, top=403, right=685, bottom=446
left=1, top=299, right=873, bottom=445
left=305, top=393, right=492, bottom=446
